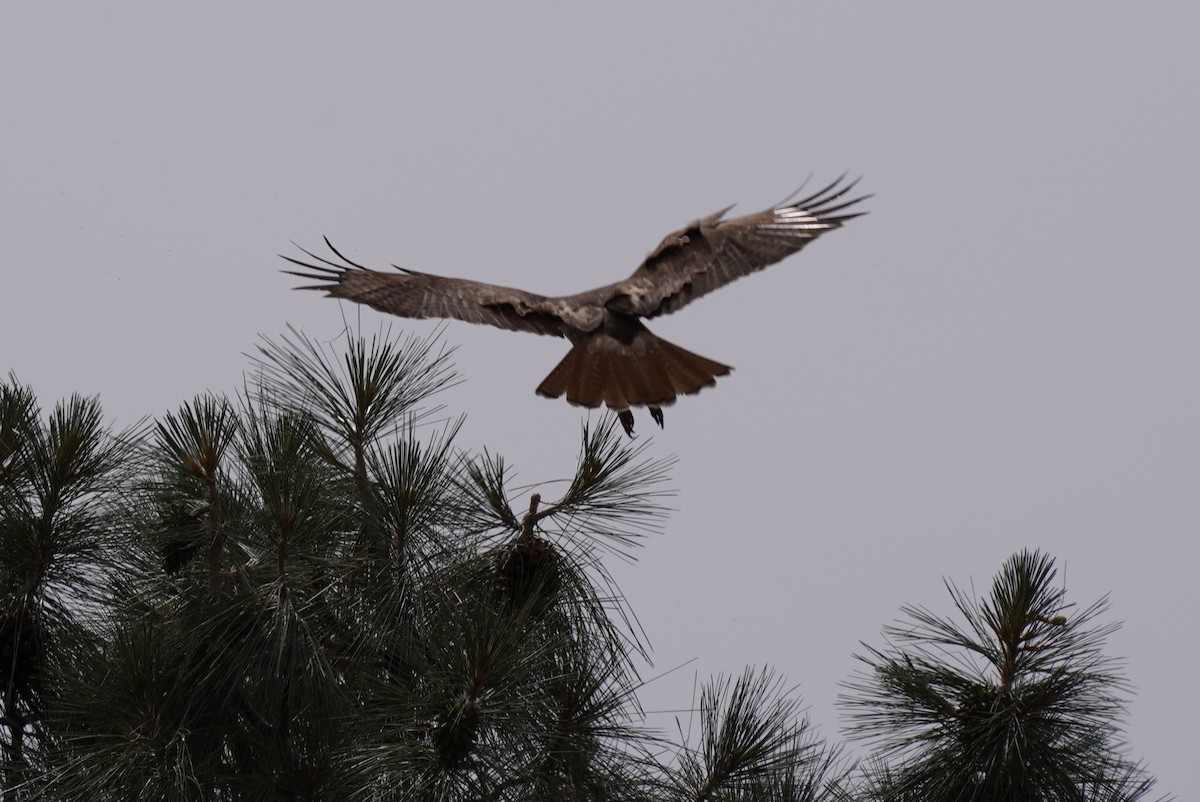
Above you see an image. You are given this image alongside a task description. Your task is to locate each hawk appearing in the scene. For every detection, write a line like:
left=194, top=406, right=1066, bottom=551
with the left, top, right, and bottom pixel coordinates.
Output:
left=284, top=176, right=868, bottom=435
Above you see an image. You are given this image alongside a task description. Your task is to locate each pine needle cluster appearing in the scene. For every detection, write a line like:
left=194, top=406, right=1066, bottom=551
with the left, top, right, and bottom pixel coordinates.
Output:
left=840, top=550, right=1165, bottom=801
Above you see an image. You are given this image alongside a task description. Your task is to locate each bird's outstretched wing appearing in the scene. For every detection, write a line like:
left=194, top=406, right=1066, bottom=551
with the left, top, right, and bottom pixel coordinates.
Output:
left=613, top=176, right=870, bottom=318
left=283, top=239, right=568, bottom=337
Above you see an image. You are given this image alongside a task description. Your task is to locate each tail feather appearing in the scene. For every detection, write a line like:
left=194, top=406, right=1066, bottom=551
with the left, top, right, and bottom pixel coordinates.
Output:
left=659, top=341, right=722, bottom=393
left=536, top=328, right=731, bottom=410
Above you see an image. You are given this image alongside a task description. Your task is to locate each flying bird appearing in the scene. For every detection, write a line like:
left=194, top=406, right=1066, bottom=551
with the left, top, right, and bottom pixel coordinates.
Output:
left=284, top=176, right=868, bottom=435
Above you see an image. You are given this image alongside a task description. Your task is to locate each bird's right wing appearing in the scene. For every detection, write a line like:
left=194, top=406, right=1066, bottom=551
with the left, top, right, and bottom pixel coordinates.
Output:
left=283, top=239, right=568, bottom=337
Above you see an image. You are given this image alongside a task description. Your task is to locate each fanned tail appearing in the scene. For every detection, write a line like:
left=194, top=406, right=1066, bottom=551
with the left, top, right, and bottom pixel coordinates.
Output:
left=535, top=326, right=731, bottom=415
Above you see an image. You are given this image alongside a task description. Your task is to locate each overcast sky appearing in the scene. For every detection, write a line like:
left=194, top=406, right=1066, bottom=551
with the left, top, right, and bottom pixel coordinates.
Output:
left=4, top=3, right=1196, bottom=793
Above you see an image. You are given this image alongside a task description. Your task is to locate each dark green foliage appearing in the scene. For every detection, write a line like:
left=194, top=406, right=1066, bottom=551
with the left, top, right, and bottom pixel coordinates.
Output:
left=0, top=341, right=1166, bottom=800
left=0, top=331, right=836, bottom=801
left=840, top=550, right=1167, bottom=801
left=0, top=376, right=143, bottom=795
left=664, top=668, right=847, bottom=802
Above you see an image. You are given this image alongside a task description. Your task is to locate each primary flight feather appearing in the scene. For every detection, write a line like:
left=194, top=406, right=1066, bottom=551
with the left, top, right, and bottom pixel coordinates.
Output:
left=284, top=176, right=869, bottom=435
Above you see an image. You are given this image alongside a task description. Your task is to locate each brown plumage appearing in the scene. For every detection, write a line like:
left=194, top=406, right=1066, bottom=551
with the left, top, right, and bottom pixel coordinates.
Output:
left=284, top=176, right=869, bottom=434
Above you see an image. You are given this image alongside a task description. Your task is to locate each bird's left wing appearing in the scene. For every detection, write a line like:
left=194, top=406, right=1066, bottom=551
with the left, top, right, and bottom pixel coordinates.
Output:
left=283, top=239, right=568, bottom=337
left=614, top=176, right=869, bottom=318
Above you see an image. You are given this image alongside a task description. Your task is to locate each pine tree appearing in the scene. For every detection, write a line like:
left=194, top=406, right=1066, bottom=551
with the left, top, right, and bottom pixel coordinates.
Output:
left=1, top=330, right=1168, bottom=800
left=840, top=550, right=1166, bottom=802
left=0, top=329, right=840, bottom=801
left=0, top=374, right=140, bottom=796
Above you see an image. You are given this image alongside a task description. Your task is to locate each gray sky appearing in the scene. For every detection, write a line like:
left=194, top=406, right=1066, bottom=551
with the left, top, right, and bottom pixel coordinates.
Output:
left=4, top=3, right=1196, bottom=792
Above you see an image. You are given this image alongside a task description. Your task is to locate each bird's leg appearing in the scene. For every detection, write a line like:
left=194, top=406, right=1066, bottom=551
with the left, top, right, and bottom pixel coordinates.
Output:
left=649, top=406, right=664, bottom=428
left=618, top=410, right=636, bottom=437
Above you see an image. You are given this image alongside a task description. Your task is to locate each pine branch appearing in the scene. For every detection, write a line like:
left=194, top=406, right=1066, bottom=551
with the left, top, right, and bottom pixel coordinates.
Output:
left=248, top=323, right=460, bottom=457
left=840, top=549, right=1155, bottom=801
left=656, top=668, right=840, bottom=801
